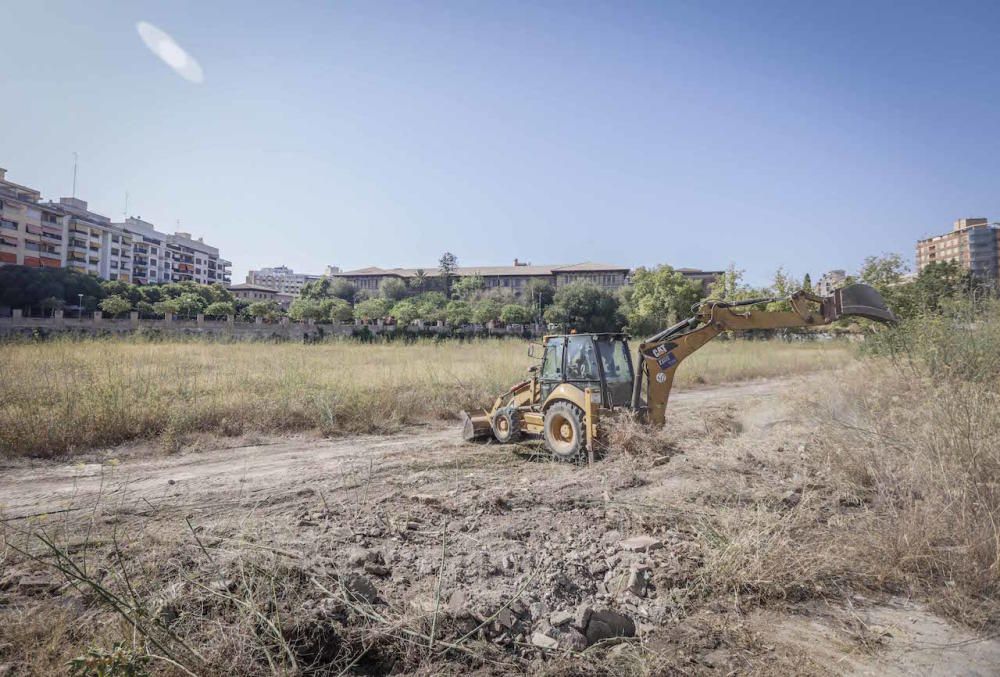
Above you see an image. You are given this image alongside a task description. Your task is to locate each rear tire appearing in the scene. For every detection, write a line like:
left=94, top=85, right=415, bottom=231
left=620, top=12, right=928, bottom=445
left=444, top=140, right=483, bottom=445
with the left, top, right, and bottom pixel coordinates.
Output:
left=491, top=407, right=522, bottom=444
left=543, top=402, right=586, bottom=462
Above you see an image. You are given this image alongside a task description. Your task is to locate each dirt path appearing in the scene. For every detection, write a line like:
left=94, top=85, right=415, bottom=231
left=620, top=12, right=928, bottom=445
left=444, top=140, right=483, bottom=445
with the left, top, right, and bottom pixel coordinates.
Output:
left=0, top=377, right=790, bottom=520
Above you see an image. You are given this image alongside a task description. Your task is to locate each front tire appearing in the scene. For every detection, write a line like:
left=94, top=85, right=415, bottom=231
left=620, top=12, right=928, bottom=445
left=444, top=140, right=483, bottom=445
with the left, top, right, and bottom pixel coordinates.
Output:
left=491, top=407, right=522, bottom=444
left=543, top=402, right=586, bottom=462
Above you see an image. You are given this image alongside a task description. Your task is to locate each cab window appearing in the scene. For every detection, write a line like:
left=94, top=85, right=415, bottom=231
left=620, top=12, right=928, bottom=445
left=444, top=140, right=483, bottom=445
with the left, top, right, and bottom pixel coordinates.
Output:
left=540, top=339, right=564, bottom=380
left=596, top=339, right=631, bottom=382
left=565, top=335, right=599, bottom=380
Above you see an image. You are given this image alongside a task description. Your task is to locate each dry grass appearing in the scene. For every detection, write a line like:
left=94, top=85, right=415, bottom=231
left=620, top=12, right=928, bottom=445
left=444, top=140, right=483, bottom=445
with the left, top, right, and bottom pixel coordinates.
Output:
left=0, top=337, right=850, bottom=458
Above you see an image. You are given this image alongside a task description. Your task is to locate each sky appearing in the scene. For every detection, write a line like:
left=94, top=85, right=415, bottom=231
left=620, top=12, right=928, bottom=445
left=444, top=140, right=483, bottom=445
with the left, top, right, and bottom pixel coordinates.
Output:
left=4, top=1, right=1000, bottom=286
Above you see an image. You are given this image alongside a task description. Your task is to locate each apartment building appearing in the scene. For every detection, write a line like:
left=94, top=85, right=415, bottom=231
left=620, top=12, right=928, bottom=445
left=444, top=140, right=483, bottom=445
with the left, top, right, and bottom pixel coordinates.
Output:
left=916, top=218, right=1000, bottom=280
left=815, top=269, right=847, bottom=296
left=51, top=197, right=132, bottom=281
left=246, top=265, right=326, bottom=294
left=115, top=218, right=231, bottom=286
left=0, top=168, right=65, bottom=268
left=0, top=167, right=232, bottom=285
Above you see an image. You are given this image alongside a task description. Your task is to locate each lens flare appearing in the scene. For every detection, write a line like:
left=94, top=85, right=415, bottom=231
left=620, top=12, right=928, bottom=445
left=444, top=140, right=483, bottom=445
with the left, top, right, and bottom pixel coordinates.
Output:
left=136, top=21, right=204, bottom=84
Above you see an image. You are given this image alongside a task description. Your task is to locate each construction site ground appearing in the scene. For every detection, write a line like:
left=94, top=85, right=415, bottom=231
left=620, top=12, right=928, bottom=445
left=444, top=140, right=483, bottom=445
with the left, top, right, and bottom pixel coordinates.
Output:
left=2, top=375, right=998, bottom=675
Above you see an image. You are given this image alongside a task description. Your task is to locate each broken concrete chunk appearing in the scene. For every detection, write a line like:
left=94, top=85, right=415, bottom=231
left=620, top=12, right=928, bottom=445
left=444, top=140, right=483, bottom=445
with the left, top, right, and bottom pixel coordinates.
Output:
left=573, top=604, right=593, bottom=631
left=347, top=548, right=374, bottom=567
left=550, top=610, right=574, bottom=627
left=531, top=632, right=559, bottom=650
left=585, top=609, right=636, bottom=644
left=619, top=535, right=663, bottom=552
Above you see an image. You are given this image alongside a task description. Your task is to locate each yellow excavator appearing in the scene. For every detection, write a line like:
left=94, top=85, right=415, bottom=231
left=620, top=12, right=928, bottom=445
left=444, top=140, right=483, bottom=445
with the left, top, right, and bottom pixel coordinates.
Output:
left=461, top=284, right=895, bottom=461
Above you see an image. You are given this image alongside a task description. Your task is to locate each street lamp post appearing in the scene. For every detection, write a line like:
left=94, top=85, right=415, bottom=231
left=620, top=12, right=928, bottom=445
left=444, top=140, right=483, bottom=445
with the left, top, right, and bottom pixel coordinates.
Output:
left=78, top=293, right=84, bottom=319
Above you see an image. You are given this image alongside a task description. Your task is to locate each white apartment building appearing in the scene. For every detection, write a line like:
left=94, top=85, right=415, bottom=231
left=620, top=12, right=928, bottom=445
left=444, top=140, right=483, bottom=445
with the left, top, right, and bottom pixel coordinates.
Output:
left=0, top=167, right=230, bottom=286
left=116, top=218, right=231, bottom=286
left=245, top=265, right=327, bottom=294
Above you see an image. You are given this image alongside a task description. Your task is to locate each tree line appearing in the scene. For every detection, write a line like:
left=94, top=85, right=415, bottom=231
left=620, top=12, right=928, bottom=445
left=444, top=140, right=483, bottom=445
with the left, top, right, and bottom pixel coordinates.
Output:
left=0, top=251, right=986, bottom=331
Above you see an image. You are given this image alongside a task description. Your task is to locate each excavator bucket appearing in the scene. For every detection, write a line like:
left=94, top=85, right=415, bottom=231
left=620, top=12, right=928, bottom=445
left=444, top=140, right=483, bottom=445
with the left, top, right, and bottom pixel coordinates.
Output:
left=826, top=283, right=897, bottom=324
left=460, top=410, right=492, bottom=441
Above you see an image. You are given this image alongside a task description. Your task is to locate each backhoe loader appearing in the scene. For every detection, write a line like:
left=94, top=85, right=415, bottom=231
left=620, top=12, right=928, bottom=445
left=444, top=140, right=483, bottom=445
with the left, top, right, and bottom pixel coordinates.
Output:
left=461, top=284, right=895, bottom=461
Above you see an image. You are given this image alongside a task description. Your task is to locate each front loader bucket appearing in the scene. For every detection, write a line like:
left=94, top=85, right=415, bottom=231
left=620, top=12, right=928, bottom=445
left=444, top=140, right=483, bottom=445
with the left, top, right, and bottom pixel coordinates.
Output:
left=826, top=283, right=897, bottom=324
left=461, top=410, right=492, bottom=441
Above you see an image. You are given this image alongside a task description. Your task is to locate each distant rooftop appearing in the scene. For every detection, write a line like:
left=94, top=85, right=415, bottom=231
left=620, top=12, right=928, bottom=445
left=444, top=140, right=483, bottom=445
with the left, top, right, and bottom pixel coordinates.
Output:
left=337, top=261, right=631, bottom=278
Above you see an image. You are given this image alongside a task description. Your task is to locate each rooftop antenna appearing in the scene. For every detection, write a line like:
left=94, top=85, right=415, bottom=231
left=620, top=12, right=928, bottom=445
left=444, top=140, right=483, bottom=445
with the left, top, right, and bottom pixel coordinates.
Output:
left=72, top=152, right=78, bottom=198
left=123, top=191, right=129, bottom=218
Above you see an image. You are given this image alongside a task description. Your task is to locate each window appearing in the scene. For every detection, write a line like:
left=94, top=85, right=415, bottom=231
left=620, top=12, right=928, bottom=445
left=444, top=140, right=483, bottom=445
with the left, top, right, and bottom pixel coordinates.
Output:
left=565, top=335, right=599, bottom=380
left=0, top=219, right=17, bottom=231
left=596, top=339, right=631, bottom=383
left=540, top=339, right=565, bottom=380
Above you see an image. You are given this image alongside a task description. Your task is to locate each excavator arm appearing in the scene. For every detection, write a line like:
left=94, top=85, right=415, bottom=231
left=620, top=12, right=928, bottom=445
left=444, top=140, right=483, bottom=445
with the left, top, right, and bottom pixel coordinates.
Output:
left=631, top=284, right=896, bottom=425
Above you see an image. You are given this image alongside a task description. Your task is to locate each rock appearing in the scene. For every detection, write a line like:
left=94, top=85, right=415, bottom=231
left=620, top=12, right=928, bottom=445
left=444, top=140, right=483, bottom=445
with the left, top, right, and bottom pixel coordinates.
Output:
left=619, top=536, right=663, bottom=552
left=409, top=596, right=438, bottom=613
left=343, top=574, right=377, bottom=604
left=585, top=610, right=636, bottom=644
left=626, top=569, right=647, bottom=598
left=550, top=610, right=574, bottom=627
left=531, top=632, right=559, bottom=650
left=602, top=529, right=622, bottom=545
left=573, top=604, right=593, bottom=631
left=781, top=489, right=802, bottom=508
left=363, top=562, right=390, bottom=577
left=588, top=561, right=609, bottom=577
left=556, top=628, right=589, bottom=651
left=447, top=589, right=468, bottom=615
left=347, top=548, right=374, bottom=567
left=497, top=608, right=517, bottom=629
left=296, top=519, right=317, bottom=527
left=701, top=648, right=730, bottom=668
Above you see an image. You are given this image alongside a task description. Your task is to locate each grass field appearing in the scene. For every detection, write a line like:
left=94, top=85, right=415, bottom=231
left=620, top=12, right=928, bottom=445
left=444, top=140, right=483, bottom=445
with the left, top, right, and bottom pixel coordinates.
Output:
left=0, top=337, right=851, bottom=458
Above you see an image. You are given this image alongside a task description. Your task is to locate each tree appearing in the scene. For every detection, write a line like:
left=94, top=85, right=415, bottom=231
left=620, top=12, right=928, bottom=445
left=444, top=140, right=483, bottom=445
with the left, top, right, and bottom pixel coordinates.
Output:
left=136, top=301, right=156, bottom=318
left=765, top=267, right=802, bottom=312
left=500, top=303, right=533, bottom=325
left=451, top=274, right=485, bottom=300
left=204, top=301, right=235, bottom=318
left=390, top=299, right=419, bottom=324
left=153, top=299, right=181, bottom=317
left=99, top=295, right=133, bottom=318
left=39, top=296, right=65, bottom=316
left=299, top=277, right=332, bottom=301
left=409, top=269, right=428, bottom=292
left=354, top=298, right=393, bottom=321
left=324, top=298, right=354, bottom=323
left=524, top=279, right=555, bottom=315
left=444, top=300, right=473, bottom=326
left=802, top=272, right=813, bottom=293
left=910, top=261, right=972, bottom=315
left=288, top=298, right=325, bottom=321
left=380, top=277, right=409, bottom=302
left=544, top=282, right=621, bottom=332
left=413, top=292, right=448, bottom=323
left=472, top=298, right=502, bottom=325
left=101, top=280, right=142, bottom=305
left=438, top=252, right=458, bottom=297
left=330, top=279, right=358, bottom=303
left=247, top=300, right=282, bottom=321
left=621, top=265, right=703, bottom=335
left=859, top=253, right=908, bottom=292
left=174, top=293, right=206, bottom=319
left=0, top=265, right=105, bottom=312
left=708, top=264, right=745, bottom=301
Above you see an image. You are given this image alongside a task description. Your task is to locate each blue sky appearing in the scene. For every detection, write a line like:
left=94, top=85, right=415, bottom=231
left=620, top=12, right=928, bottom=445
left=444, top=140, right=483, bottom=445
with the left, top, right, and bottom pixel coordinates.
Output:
left=4, top=1, right=999, bottom=285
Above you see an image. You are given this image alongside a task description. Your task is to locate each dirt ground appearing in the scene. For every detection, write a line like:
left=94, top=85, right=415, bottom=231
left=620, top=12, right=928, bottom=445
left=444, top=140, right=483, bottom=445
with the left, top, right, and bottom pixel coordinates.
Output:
left=2, top=376, right=998, bottom=675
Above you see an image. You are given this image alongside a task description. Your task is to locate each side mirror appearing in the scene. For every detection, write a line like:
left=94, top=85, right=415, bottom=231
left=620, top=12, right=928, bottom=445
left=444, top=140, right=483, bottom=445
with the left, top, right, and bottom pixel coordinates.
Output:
left=528, top=365, right=538, bottom=374
left=528, top=342, right=545, bottom=358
